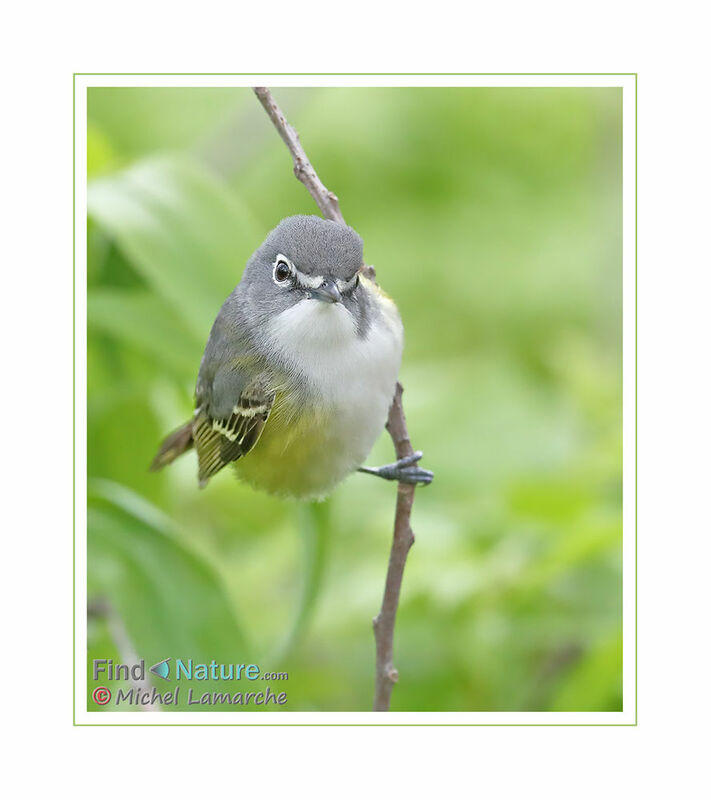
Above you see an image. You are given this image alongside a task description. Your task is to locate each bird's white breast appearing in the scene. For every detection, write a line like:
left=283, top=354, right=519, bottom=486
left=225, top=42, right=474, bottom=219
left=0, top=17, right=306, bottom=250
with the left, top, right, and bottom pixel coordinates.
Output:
left=249, top=293, right=403, bottom=497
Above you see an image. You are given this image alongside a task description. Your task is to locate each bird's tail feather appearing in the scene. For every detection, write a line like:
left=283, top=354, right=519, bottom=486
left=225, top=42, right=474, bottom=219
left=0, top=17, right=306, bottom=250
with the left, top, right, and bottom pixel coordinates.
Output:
left=150, top=421, right=194, bottom=471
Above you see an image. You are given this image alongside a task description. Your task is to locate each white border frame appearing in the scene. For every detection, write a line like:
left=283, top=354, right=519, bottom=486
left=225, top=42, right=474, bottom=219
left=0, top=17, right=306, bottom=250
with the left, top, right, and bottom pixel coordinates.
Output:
left=74, top=73, right=636, bottom=725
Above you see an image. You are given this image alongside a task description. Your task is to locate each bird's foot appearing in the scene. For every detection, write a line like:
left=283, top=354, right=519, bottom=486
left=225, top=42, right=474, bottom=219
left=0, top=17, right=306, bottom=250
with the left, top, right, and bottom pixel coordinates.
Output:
left=358, top=451, right=433, bottom=486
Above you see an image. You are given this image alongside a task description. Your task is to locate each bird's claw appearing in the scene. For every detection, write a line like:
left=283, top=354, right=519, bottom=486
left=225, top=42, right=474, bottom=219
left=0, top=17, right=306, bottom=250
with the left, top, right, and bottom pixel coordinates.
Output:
left=358, top=451, right=434, bottom=486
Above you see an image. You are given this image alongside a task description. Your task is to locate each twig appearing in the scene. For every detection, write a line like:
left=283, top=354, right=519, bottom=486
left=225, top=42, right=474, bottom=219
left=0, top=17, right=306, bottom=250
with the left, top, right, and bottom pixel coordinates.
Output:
left=373, top=383, right=416, bottom=710
left=253, top=87, right=346, bottom=224
left=253, top=87, right=424, bottom=712
left=88, top=597, right=160, bottom=712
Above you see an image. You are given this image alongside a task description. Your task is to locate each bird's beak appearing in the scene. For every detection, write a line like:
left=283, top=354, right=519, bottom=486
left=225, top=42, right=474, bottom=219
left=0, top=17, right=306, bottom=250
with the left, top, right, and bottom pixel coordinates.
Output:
left=309, top=278, right=341, bottom=304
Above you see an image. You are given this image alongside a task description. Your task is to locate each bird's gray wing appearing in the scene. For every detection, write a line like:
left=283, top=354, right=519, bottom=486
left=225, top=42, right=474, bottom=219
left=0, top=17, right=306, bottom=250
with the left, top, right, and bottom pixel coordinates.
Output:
left=193, top=354, right=276, bottom=487
left=192, top=317, right=275, bottom=486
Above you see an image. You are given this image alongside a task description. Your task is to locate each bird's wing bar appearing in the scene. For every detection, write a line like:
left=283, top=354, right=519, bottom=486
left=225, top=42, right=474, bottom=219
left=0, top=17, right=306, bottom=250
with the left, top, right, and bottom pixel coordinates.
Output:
left=193, top=374, right=275, bottom=486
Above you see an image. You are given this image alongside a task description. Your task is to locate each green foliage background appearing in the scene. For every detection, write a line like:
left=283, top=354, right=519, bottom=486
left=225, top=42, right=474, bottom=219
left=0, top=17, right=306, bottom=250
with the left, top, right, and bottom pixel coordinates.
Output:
left=86, top=87, right=623, bottom=712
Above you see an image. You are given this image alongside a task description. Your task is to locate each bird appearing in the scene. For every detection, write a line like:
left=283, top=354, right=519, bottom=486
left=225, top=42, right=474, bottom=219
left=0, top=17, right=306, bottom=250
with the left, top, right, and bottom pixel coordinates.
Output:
left=150, top=215, right=432, bottom=499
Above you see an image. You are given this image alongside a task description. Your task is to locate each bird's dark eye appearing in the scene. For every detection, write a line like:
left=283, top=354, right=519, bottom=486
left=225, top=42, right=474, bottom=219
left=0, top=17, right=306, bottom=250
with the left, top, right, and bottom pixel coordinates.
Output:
left=274, top=261, right=291, bottom=282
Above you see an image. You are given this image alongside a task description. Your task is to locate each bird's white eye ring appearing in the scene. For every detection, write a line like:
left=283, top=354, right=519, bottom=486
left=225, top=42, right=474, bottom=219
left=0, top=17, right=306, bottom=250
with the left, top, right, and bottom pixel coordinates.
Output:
left=273, top=256, right=293, bottom=284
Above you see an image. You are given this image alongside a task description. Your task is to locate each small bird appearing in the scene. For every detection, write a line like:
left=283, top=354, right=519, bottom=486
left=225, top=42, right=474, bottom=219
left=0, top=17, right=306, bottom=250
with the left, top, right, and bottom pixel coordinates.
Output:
left=151, top=215, right=432, bottom=499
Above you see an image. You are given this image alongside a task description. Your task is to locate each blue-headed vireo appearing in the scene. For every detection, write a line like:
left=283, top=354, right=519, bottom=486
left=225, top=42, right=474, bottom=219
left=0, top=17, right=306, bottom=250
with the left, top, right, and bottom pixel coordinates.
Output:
left=151, top=215, right=432, bottom=498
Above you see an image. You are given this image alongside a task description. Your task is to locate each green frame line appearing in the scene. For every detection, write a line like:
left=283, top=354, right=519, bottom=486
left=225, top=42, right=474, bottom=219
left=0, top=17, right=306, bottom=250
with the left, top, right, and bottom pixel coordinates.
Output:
left=74, top=72, right=638, bottom=727
left=75, top=72, right=637, bottom=76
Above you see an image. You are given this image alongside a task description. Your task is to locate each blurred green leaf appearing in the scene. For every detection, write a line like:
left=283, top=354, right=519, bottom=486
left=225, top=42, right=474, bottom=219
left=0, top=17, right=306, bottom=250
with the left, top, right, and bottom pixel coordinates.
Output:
left=88, top=155, right=262, bottom=338
left=88, top=480, right=249, bottom=668
left=88, top=288, right=201, bottom=378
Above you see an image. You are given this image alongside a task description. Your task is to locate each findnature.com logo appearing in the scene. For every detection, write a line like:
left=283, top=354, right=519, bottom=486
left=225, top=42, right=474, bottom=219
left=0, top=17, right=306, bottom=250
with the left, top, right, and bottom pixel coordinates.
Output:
left=91, top=658, right=289, bottom=708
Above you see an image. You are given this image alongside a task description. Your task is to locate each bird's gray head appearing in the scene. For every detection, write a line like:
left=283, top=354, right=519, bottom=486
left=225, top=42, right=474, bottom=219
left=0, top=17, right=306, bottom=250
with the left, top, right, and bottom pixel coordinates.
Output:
left=238, top=215, right=372, bottom=339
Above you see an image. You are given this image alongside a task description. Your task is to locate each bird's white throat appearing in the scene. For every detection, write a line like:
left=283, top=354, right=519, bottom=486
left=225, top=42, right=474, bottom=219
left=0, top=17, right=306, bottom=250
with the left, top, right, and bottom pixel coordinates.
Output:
left=268, top=292, right=402, bottom=412
left=264, top=297, right=402, bottom=400
left=268, top=297, right=357, bottom=358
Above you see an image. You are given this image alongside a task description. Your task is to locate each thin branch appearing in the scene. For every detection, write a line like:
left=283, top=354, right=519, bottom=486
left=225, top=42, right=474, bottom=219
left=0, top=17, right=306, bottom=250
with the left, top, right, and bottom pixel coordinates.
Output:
left=88, top=597, right=160, bottom=712
left=373, top=382, right=416, bottom=710
left=253, top=87, right=346, bottom=224
left=252, top=87, right=425, bottom=712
